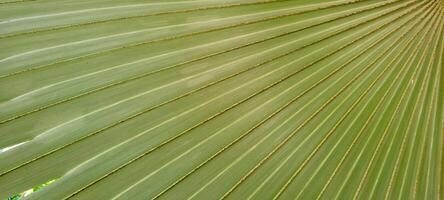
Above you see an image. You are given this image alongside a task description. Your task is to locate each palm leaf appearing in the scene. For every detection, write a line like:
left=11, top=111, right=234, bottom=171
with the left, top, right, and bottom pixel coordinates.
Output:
left=0, top=0, right=443, bottom=199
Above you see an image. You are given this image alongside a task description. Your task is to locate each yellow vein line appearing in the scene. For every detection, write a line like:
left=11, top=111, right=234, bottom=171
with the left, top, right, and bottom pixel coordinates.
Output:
left=0, top=0, right=35, bottom=5
left=436, top=17, right=444, bottom=199
left=0, top=0, right=284, bottom=38
left=1, top=1, right=249, bottom=24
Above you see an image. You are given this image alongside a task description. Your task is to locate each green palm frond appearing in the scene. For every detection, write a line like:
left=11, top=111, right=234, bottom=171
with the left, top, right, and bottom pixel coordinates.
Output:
left=0, top=0, right=443, bottom=199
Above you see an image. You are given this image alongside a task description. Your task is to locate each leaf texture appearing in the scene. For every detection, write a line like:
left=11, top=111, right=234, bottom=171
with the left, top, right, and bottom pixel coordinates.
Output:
left=0, top=0, right=443, bottom=199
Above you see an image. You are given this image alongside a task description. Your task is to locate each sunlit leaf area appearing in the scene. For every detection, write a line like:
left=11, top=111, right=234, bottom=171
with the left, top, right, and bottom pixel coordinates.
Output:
left=0, top=0, right=443, bottom=199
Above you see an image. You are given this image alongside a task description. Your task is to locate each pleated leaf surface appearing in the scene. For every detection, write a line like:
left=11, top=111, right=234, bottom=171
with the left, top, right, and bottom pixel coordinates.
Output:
left=0, top=0, right=443, bottom=199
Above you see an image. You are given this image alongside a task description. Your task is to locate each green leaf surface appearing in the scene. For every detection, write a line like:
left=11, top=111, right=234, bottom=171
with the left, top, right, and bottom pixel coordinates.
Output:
left=0, top=0, right=443, bottom=199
